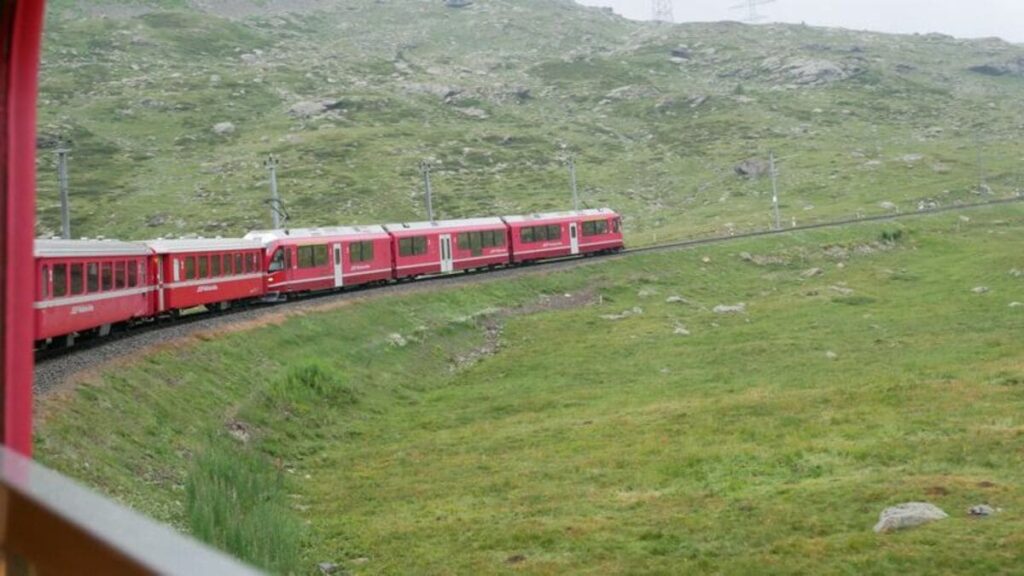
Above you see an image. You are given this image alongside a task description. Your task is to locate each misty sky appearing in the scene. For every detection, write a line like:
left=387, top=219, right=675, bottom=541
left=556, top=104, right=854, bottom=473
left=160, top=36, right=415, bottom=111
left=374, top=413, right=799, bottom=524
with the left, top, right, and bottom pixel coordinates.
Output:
left=576, top=0, right=1024, bottom=43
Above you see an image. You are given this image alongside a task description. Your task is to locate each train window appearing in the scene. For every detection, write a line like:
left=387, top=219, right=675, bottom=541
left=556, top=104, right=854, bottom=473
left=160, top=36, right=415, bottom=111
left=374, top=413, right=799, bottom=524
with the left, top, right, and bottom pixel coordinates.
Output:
left=547, top=225, right=561, bottom=240
left=469, top=232, right=482, bottom=252
left=53, top=264, right=67, bottom=297
left=222, top=254, right=232, bottom=276
left=198, top=256, right=209, bottom=278
left=211, top=254, right=221, bottom=277
left=128, top=262, right=138, bottom=288
left=494, top=230, right=506, bottom=247
left=86, top=263, right=99, bottom=292
left=100, top=262, right=113, bottom=291
left=247, top=253, right=257, bottom=273
left=520, top=227, right=534, bottom=243
left=349, top=241, right=374, bottom=263
left=235, top=253, right=243, bottom=274
left=297, top=245, right=315, bottom=268
left=313, top=244, right=329, bottom=267
left=570, top=224, right=577, bottom=239
left=612, top=218, right=621, bottom=233
left=457, top=233, right=469, bottom=250
left=398, top=236, right=427, bottom=256
left=40, top=265, right=49, bottom=299
left=269, top=248, right=286, bottom=272
left=582, top=221, right=607, bottom=236
left=334, top=246, right=341, bottom=265
left=185, top=257, right=196, bottom=280
left=71, top=264, right=85, bottom=295
left=115, top=261, right=126, bottom=289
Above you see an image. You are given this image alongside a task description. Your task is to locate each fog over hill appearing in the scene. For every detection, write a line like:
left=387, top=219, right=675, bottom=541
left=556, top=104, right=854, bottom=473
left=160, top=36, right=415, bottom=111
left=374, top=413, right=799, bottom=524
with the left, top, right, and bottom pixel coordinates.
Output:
left=578, top=0, right=1024, bottom=43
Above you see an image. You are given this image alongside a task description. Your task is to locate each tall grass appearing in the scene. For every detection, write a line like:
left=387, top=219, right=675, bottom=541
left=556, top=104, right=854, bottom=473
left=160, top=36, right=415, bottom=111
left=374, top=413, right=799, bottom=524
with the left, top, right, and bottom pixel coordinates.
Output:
left=185, top=440, right=303, bottom=574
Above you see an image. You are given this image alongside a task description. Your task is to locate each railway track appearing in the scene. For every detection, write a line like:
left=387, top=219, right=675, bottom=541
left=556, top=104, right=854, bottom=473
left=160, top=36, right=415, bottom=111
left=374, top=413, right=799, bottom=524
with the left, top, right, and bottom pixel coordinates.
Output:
left=35, top=194, right=1024, bottom=394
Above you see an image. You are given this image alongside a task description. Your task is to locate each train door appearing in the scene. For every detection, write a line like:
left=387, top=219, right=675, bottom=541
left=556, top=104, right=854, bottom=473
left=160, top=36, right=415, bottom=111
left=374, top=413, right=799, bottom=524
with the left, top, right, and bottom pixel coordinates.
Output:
left=439, top=234, right=454, bottom=273
left=569, top=222, right=580, bottom=255
left=332, top=243, right=344, bottom=288
left=156, top=255, right=166, bottom=313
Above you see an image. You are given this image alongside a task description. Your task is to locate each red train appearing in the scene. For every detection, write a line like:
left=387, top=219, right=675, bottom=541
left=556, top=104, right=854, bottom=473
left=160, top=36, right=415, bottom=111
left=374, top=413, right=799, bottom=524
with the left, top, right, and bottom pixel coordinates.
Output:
left=34, top=209, right=623, bottom=348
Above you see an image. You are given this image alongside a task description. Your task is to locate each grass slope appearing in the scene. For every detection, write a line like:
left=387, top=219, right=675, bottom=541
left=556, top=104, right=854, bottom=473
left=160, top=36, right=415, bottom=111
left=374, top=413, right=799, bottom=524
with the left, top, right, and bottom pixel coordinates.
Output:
left=36, top=204, right=1024, bottom=574
left=36, top=1, right=1024, bottom=244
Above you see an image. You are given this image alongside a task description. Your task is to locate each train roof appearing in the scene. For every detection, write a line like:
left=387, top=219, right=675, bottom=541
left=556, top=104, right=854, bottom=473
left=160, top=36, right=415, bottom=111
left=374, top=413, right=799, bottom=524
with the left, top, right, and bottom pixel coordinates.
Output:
left=382, top=217, right=505, bottom=234
left=501, top=208, right=618, bottom=224
left=144, top=238, right=263, bottom=254
left=244, top=225, right=389, bottom=244
left=34, top=238, right=152, bottom=258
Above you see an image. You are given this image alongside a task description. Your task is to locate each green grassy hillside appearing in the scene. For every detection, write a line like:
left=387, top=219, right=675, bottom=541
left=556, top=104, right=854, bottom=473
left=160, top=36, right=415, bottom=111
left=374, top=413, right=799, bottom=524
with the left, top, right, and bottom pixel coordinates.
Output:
left=36, top=1, right=1024, bottom=244
left=36, top=204, right=1024, bottom=573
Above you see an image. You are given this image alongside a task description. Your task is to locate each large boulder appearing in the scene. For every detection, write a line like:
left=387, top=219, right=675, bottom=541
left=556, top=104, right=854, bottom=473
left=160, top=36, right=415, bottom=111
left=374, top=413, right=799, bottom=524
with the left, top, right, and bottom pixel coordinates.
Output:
left=969, top=58, right=1024, bottom=77
left=873, top=502, right=948, bottom=533
left=734, top=158, right=770, bottom=178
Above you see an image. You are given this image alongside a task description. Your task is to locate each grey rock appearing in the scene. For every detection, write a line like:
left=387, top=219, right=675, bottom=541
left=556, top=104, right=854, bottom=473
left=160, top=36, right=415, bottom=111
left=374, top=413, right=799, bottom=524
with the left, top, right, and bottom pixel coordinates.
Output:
left=1009, top=268, right=1023, bottom=278
left=969, top=58, right=1024, bottom=77
left=317, top=562, right=338, bottom=575
left=879, top=201, right=898, bottom=211
left=289, top=100, right=329, bottom=118
left=1009, top=302, right=1022, bottom=308
left=670, top=46, right=691, bottom=59
left=212, top=121, right=235, bottom=135
left=673, top=325, right=691, bottom=336
left=825, top=350, right=838, bottom=360
left=734, top=158, right=770, bottom=178
left=969, top=504, right=995, bottom=517
left=386, top=333, right=407, bottom=347
left=457, top=107, right=489, bottom=119
left=972, top=286, right=990, bottom=294
left=665, top=296, right=689, bottom=304
left=830, top=285, right=854, bottom=296
left=713, top=303, right=746, bottom=314
left=873, top=502, right=948, bottom=533
left=801, top=267, right=824, bottom=278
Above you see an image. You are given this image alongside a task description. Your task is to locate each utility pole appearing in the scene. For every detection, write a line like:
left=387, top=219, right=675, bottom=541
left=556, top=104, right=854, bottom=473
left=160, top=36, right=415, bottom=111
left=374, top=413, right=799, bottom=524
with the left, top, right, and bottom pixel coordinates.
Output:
left=770, top=151, right=781, bottom=231
left=651, top=0, right=674, bottom=23
left=420, top=160, right=435, bottom=223
left=567, top=156, right=580, bottom=211
left=56, top=144, right=71, bottom=239
left=264, top=155, right=282, bottom=228
left=729, top=0, right=775, bottom=23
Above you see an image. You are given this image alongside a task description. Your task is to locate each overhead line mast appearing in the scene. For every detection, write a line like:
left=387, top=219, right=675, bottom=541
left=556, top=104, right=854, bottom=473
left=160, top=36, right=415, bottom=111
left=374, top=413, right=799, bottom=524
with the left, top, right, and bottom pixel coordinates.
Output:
left=651, top=0, right=674, bottom=23
left=729, top=0, right=776, bottom=23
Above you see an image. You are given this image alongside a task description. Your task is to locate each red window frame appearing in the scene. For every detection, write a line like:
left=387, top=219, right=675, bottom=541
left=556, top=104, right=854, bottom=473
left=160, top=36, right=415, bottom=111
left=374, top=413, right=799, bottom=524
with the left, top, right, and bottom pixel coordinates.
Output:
left=3, top=0, right=47, bottom=455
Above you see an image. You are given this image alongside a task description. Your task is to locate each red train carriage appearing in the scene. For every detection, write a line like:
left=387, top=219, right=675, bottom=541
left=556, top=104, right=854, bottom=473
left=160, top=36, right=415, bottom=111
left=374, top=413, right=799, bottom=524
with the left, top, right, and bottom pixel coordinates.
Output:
left=244, top=226, right=393, bottom=295
left=145, top=239, right=265, bottom=314
left=382, top=218, right=510, bottom=280
left=34, top=239, right=153, bottom=345
left=504, top=208, right=623, bottom=264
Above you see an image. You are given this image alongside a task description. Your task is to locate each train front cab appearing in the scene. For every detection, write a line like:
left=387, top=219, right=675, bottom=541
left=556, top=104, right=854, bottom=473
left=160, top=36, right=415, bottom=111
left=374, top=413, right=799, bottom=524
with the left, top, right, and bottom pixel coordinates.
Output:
left=246, top=226, right=393, bottom=296
left=34, top=239, right=153, bottom=346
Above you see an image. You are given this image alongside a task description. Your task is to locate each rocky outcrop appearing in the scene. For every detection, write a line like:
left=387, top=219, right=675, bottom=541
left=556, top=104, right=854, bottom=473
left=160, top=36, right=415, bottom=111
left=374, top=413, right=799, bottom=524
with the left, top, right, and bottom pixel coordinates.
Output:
left=969, top=58, right=1024, bottom=77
